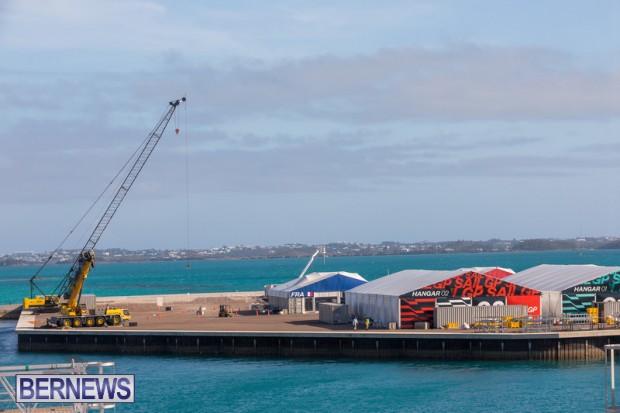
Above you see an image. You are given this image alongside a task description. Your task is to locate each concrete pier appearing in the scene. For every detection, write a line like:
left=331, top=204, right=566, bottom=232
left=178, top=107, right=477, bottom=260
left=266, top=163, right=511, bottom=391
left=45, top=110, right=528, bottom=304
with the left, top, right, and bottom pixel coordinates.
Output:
left=15, top=292, right=620, bottom=361
left=17, top=320, right=620, bottom=361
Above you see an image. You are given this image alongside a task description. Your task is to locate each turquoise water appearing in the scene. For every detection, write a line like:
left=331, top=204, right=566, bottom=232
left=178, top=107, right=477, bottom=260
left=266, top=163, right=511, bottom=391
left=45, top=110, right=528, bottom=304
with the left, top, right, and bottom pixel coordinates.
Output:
left=0, top=320, right=607, bottom=412
left=2, top=250, right=620, bottom=411
left=3, top=249, right=620, bottom=305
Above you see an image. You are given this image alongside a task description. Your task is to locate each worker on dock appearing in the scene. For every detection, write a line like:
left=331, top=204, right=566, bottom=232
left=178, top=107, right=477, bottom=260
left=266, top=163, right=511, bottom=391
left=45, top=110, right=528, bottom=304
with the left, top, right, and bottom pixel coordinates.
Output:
left=353, top=317, right=359, bottom=330
left=365, top=318, right=370, bottom=330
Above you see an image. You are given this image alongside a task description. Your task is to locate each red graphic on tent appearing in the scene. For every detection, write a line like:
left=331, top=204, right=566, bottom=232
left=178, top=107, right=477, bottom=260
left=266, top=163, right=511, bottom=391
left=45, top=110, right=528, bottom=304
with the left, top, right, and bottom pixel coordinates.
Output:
left=507, top=295, right=541, bottom=316
left=484, top=268, right=513, bottom=279
left=417, top=271, right=539, bottom=298
left=400, top=298, right=435, bottom=329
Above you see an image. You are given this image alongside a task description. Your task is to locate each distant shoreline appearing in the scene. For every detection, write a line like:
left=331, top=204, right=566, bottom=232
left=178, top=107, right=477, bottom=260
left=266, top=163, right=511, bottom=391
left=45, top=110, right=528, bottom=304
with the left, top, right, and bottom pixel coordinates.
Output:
left=2, top=237, right=620, bottom=268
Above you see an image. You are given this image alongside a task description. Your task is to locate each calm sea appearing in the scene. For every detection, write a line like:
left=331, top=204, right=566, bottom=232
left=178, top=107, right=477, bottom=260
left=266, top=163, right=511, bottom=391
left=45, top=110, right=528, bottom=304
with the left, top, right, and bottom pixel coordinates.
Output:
left=2, top=249, right=620, bottom=305
left=1, top=250, right=619, bottom=412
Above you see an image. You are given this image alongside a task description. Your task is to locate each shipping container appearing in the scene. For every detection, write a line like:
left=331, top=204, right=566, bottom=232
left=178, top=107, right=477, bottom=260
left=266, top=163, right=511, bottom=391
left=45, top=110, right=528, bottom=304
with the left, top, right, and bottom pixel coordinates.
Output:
left=319, top=303, right=350, bottom=324
left=434, top=305, right=527, bottom=329
left=600, top=301, right=620, bottom=320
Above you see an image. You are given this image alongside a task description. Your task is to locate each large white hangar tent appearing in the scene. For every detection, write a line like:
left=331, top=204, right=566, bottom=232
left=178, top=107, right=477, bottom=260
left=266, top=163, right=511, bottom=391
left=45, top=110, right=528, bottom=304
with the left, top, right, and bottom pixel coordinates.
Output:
left=503, top=264, right=620, bottom=317
left=267, top=271, right=367, bottom=314
left=345, top=269, right=467, bottom=328
left=345, top=267, right=535, bottom=329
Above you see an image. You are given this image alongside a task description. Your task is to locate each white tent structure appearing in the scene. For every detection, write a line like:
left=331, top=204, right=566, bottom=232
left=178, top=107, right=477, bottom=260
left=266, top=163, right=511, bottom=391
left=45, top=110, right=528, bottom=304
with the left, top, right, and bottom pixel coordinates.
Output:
left=267, top=271, right=367, bottom=314
left=345, top=269, right=471, bottom=328
left=504, top=264, right=620, bottom=292
left=503, top=264, right=620, bottom=316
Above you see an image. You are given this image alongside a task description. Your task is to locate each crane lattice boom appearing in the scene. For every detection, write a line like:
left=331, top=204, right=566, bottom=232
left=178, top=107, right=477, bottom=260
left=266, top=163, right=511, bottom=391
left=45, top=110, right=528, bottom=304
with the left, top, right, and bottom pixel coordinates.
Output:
left=27, top=97, right=186, bottom=307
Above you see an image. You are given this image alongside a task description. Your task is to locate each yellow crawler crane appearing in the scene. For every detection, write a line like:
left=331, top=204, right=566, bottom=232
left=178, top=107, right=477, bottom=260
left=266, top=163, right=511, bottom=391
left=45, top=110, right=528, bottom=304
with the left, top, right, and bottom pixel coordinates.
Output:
left=23, top=97, right=186, bottom=327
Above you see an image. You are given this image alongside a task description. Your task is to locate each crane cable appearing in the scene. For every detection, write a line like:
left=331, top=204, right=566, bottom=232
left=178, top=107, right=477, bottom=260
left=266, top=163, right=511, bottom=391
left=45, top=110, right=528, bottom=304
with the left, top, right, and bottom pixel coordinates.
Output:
left=184, top=101, right=191, bottom=270
left=172, top=101, right=191, bottom=269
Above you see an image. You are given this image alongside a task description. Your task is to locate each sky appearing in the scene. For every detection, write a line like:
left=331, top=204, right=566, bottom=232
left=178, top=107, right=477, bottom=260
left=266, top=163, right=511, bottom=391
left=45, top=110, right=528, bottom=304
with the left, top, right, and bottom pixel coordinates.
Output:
left=1, top=1, right=619, bottom=253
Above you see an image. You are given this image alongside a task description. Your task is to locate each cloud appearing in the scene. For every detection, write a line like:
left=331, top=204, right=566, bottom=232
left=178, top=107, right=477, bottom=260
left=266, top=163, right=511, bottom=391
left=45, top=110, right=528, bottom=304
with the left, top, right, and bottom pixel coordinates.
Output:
left=3, top=44, right=618, bottom=126
left=0, top=155, right=12, bottom=169
left=1, top=104, right=613, bottom=206
left=146, top=46, right=619, bottom=123
left=0, top=0, right=239, bottom=54
left=573, top=141, right=620, bottom=155
left=146, top=130, right=613, bottom=195
left=2, top=20, right=618, bottom=203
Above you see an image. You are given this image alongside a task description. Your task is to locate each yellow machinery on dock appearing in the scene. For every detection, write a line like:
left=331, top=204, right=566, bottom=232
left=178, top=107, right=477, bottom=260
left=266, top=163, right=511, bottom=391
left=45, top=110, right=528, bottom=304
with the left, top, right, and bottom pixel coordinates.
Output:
left=219, top=305, right=233, bottom=317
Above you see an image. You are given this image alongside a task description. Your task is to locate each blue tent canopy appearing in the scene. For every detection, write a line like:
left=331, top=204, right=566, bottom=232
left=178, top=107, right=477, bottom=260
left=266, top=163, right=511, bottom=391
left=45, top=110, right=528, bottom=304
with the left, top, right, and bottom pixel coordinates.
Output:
left=269, top=271, right=368, bottom=298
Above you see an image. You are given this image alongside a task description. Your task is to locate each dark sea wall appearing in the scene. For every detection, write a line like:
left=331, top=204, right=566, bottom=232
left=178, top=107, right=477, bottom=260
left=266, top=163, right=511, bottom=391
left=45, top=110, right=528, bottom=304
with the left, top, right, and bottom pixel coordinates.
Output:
left=17, top=330, right=620, bottom=361
left=0, top=305, right=22, bottom=320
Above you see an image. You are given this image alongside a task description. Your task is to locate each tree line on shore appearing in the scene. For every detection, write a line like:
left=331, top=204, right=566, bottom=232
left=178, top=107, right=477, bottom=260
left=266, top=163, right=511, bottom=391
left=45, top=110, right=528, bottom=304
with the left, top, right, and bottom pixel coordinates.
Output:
left=2, top=237, right=619, bottom=266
